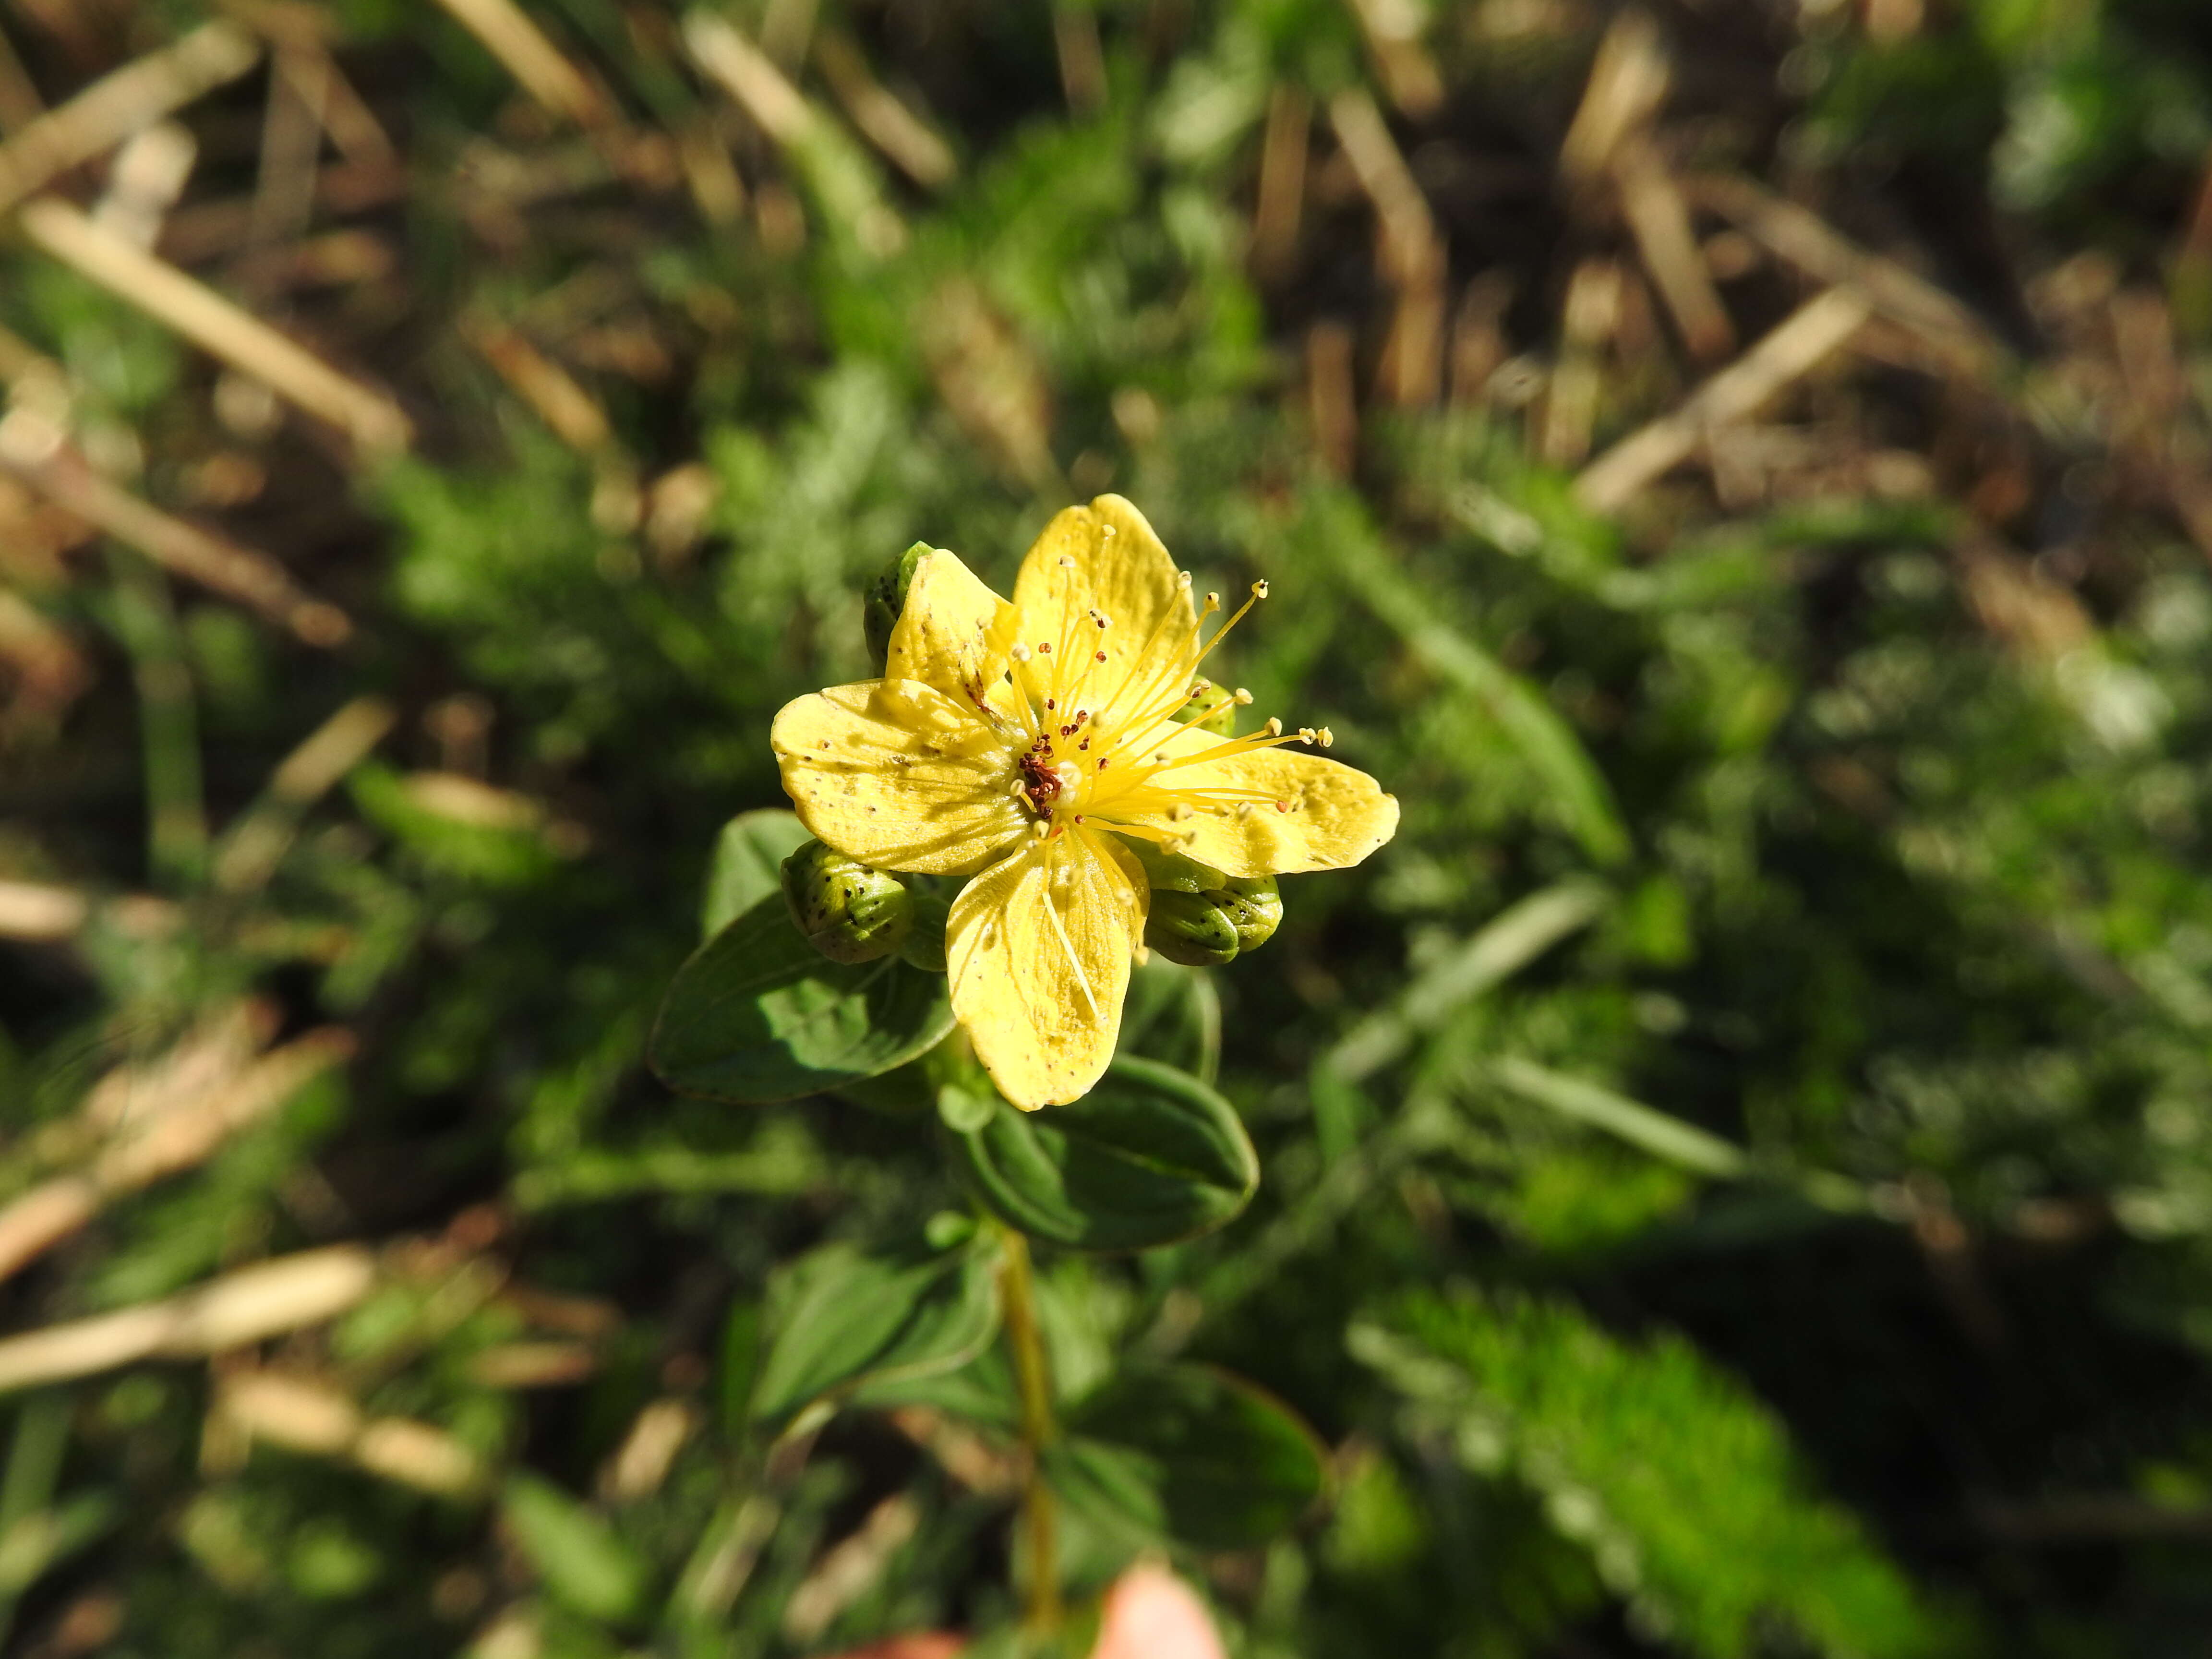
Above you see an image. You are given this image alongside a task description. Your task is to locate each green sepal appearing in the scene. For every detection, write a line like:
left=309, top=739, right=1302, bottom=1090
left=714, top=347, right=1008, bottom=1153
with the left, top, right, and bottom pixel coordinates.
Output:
left=899, top=874, right=954, bottom=972
left=863, top=541, right=934, bottom=670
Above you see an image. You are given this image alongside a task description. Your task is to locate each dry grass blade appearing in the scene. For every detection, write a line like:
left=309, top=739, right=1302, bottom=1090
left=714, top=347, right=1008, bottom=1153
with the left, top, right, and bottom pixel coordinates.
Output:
left=1328, top=87, right=1437, bottom=287
left=1541, top=259, right=1623, bottom=467
left=91, top=122, right=196, bottom=250
left=214, top=696, right=397, bottom=892
left=1686, top=174, right=2007, bottom=378
left=599, top=1399, right=698, bottom=1502
left=0, top=1026, right=354, bottom=1283
left=280, top=48, right=396, bottom=169
left=159, top=158, right=409, bottom=267
left=1345, top=0, right=1444, bottom=118
left=1615, top=139, right=1733, bottom=361
left=219, top=1372, right=484, bottom=1496
left=782, top=1494, right=920, bottom=1644
left=1307, top=319, right=1358, bottom=477
left=429, top=0, right=611, bottom=130
left=0, top=26, right=41, bottom=133
left=0, top=1246, right=377, bottom=1393
left=815, top=31, right=955, bottom=190
left=0, top=405, right=352, bottom=643
left=0, top=22, right=259, bottom=216
left=1329, top=88, right=1445, bottom=407
left=0, top=879, right=87, bottom=942
left=1576, top=287, right=1872, bottom=513
left=1251, top=83, right=1310, bottom=283
left=463, top=317, right=615, bottom=456
left=1052, top=5, right=1106, bottom=119
left=16, top=199, right=412, bottom=455
left=1559, top=10, right=1668, bottom=190
left=683, top=12, right=812, bottom=147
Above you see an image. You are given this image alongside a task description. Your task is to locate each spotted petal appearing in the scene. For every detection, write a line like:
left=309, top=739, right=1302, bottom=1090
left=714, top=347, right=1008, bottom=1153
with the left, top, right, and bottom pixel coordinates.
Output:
left=1105, top=725, right=1399, bottom=879
left=771, top=680, right=1026, bottom=876
left=948, top=829, right=1148, bottom=1109
left=884, top=548, right=1021, bottom=713
left=1012, top=495, right=1200, bottom=733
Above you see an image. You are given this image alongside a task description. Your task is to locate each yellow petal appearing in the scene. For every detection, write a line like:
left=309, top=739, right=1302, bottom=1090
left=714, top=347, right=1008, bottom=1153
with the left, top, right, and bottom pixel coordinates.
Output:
left=771, top=681, right=1025, bottom=876
left=1011, top=495, right=1199, bottom=732
left=884, top=548, right=1021, bottom=713
left=947, top=828, right=1146, bottom=1109
left=1106, top=728, right=1399, bottom=878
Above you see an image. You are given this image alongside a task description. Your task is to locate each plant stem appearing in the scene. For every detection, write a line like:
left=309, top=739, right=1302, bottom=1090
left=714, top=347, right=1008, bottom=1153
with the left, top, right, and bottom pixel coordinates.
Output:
left=997, top=1224, right=1060, bottom=1636
left=105, top=546, right=206, bottom=889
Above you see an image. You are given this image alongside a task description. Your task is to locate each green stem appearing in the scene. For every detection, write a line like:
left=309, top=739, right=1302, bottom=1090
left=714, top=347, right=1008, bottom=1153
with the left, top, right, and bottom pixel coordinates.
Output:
left=997, top=1225, right=1060, bottom=1636
left=105, top=546, right=206, bottom=889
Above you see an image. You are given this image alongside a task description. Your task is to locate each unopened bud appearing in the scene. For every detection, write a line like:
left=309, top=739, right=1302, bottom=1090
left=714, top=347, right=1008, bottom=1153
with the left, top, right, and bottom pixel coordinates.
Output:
left=863, top=542, right=933, bottom=671
left=781, top=840, right=913, bottom=963
left=899, top=876, right=953, bottom=973
left=1130, top=844, right=1282, bottom=967
left=1176, top=689, right=1237, bottom=737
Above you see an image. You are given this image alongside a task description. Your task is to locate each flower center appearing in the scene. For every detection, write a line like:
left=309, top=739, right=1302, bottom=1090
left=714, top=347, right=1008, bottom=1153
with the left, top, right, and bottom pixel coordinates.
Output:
left=995, top=575, right=1334, bottom=847
left=1017, top=747, right=1077, bottom=814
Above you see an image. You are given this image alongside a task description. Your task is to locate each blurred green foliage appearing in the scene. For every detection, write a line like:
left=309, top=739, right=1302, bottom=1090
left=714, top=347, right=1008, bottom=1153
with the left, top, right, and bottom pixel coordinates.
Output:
left=6, top=0, right=2212, bottom=1654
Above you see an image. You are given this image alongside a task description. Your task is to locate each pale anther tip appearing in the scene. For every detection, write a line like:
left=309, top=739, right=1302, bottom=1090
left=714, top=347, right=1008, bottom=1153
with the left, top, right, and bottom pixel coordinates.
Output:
left=1252, top=579, right=1269, bottom=598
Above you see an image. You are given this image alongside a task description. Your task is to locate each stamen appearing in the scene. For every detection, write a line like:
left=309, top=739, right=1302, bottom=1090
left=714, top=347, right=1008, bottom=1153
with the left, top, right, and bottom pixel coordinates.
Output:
left=1101, top=577, right=1274, bottom=763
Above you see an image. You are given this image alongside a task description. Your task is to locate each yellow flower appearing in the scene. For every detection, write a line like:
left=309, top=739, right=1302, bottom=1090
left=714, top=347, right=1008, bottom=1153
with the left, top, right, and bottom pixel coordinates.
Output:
left=771, top=495, right=1398, bottom=1109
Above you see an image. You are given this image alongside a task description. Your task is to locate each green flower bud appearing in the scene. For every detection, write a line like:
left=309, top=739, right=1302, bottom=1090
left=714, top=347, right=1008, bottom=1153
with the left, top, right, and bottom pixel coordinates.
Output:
left=780, top=839, right=913, bottom=964
left=863, top=542, right=933, bottom=671
left=1130, top=844, right=1283, bottom=967
left=1177, top=685, right=1237, bottom=735
left=899, top=876, right=952, bottom=973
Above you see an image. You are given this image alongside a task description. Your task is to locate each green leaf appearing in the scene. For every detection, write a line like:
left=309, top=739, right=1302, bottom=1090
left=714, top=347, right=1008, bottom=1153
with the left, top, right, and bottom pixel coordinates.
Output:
left=649, top=895, right=956, bottom=1104
left=1118, top=958, right=1222, bottom=1085
left=1312, top=487, right=1631, bottom=867
left=701, top=808, right=812, bottom=938
left=500, top=1474, right=649, bottom=1624
left=748, top=1234, right=1003, bottom=1430
left=1487, top=1057, right=1750, bottom=1179
left=944, top=1056, right=1258, bottom=1251
left=1051, top=1364, right=1327, bottom=1550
